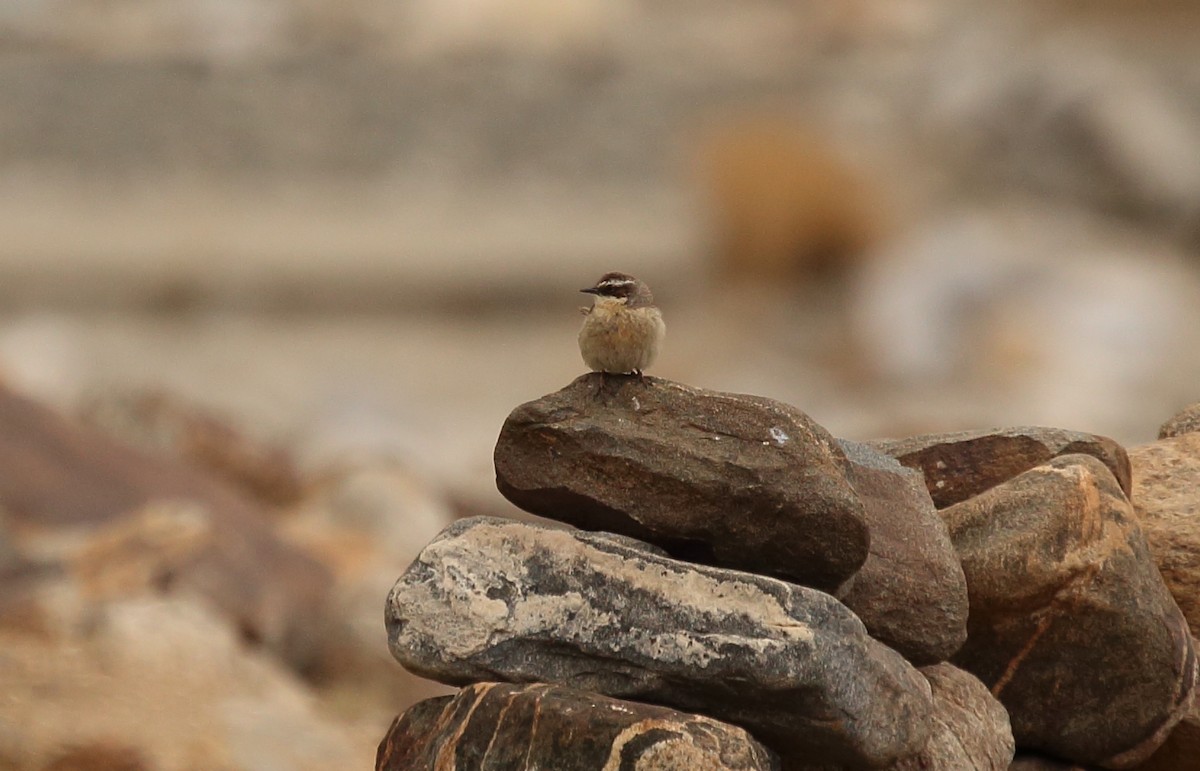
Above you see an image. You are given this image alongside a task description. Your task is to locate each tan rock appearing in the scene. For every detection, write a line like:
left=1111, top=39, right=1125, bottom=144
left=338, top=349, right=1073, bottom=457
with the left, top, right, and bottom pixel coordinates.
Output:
left=279, top=462, right=455, bottom=713
left=1157, top=402, right=1200, bottom=439
left=784, top=665, right=1014, bottom=770
left=889, top=664, right=1014, bottom=771
left=0, top=597, right=370, bottom=771
left=1130, top=433, right=1200, bottom=635
left=942, top=455, right=1195, bottom=768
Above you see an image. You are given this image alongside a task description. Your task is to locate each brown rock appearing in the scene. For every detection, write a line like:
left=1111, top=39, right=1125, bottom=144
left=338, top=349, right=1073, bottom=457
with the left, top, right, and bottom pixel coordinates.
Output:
left=40, top=743, right=151, bottom=771
left=1129, top=433, right=1200, bottom=633
left=80, top=389, right=304, bottom=507
left=387, top=517, right=933, bottom=769
left=1133, top=647, right=1200, bottom=771
left=1008, top=758, right=1093, bottom=771
left=1157, top=402, right=1200, bottom=440
left=836, top=440, right=968, bottom=665
left=868, top=427, right=1131, bottom=509
left=943, top=454, right=1196, bottom=768
left=783, top=665, right=1014, bottom=770
left=376, top=682, right=781, bottom=771
left=889, top=664, right=1014, bottom=771
left=0, top=383, right=330, bottom=656
left=494, top=374, right=869, bottom=592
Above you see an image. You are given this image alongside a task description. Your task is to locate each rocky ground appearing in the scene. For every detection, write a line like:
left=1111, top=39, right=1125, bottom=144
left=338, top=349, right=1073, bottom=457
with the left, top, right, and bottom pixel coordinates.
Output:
left=384, top=375, right=1200, bottom=770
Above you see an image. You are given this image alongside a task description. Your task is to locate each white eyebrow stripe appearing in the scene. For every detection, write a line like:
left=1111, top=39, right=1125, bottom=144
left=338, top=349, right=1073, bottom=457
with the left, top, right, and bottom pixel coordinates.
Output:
left=598, top=279, right=635, bottom=288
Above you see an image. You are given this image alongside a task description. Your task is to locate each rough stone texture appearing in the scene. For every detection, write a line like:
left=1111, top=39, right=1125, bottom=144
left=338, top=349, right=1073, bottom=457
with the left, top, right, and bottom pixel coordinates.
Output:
left=889, top=664, right=1014, bottom=771
left=81, top=388, right=305, bottom=507
left=386, top=516, right=933, bottom=768
left=375, top=682, right=781, bottom=771
left=942, top=454, right=1196, bottom=768
left=0, top=596, right=371, bottom=771
left=494, top=373, right=869, bottom=592
left=0, top=383, right=331, bottom=656
left=1133, top=650, right=1200, bottom=771
left=1008, top=758, right=1093, bottom=771
left=1157, top=402, right=1200, bottom=439
left=869, top=427, right=1131, bottom=509
left=1129, top=433, right=1200, bottom=634
left=783, top=665, right=1013, bottom=770
left=278, top=461, right=456, bottom=713
left=836, top=440, right=968, bottom=665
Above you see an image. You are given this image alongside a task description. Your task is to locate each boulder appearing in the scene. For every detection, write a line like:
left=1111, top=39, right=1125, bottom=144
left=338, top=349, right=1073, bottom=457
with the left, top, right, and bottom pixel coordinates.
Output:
left=0, top=596, right=369, bottom=771
left=783, top=664, right=1013, bottom=770
left=889, top=664, right=1014, bottom=771
left=1131, top=645, right=1200, bottom=771
left=868, top=427, right=1130, bottom=509
left=1157, top=402, right=1200, bottom=440
left=278, top=461, right=456, bottom=713
left=1008, top=758, right=1093, bottom=771
left=494, top=373, right=869, bottom=592
left=80, top=388, right=304, bottom=507
left=376, top=682, right=781, bottom=771
left=836, top=440, right=968, bottom=665
left=0, top=383, right=331, bottom=657
left=386, top=517, right=933, bottom=768
left=942, top=455, right=1196, bottom=768
left=1129, top=433, right=1200, bottom=634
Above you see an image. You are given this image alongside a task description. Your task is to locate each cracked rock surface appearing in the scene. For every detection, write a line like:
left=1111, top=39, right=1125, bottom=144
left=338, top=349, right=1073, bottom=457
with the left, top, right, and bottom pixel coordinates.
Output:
left=386, top=516, right=932, bottom=769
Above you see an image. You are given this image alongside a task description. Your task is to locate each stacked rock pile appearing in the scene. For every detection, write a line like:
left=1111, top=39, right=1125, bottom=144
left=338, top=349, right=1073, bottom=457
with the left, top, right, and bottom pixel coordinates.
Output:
left=379, top=374, right=1200, bottom=770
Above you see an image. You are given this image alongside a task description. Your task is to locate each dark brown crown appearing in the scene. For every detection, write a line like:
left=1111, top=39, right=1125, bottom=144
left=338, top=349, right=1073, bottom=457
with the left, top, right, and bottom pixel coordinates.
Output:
left=582, top=272, right=654, bottom=306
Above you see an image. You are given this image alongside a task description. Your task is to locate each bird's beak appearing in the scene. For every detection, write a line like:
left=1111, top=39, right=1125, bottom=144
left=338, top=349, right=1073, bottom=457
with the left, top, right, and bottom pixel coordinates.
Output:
left=580, top=287, right=600, bottom=295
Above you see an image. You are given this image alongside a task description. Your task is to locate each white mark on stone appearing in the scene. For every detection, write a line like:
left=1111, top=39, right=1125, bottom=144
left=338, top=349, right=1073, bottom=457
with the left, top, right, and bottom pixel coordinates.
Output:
left=769, top=427, right=789, bottom=446
left=935, top=480, right=946, bottom=489
left=631, top=397, right=641, bottom=411
left=935, top=460, right=947, bottom=470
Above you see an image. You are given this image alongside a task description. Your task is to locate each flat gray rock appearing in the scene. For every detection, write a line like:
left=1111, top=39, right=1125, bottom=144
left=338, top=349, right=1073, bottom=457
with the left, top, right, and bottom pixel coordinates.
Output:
left=386, top=517, right=932, bottom=768
left=494, top=373, right=869, bottom=592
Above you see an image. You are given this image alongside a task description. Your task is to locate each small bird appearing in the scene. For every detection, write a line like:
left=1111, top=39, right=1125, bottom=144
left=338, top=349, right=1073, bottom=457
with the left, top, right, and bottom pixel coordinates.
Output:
left=578, top=272, right=666, bottom=379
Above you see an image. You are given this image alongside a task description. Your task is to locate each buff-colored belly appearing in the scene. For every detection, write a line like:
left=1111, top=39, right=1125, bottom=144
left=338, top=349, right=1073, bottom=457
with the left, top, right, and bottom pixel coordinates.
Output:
left=578, top=303, right=665, bottom=374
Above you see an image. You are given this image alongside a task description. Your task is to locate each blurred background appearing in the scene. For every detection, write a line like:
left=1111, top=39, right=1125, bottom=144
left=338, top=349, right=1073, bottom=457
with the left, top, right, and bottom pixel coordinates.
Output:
left=2, top=0, right=1200, bottom=768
